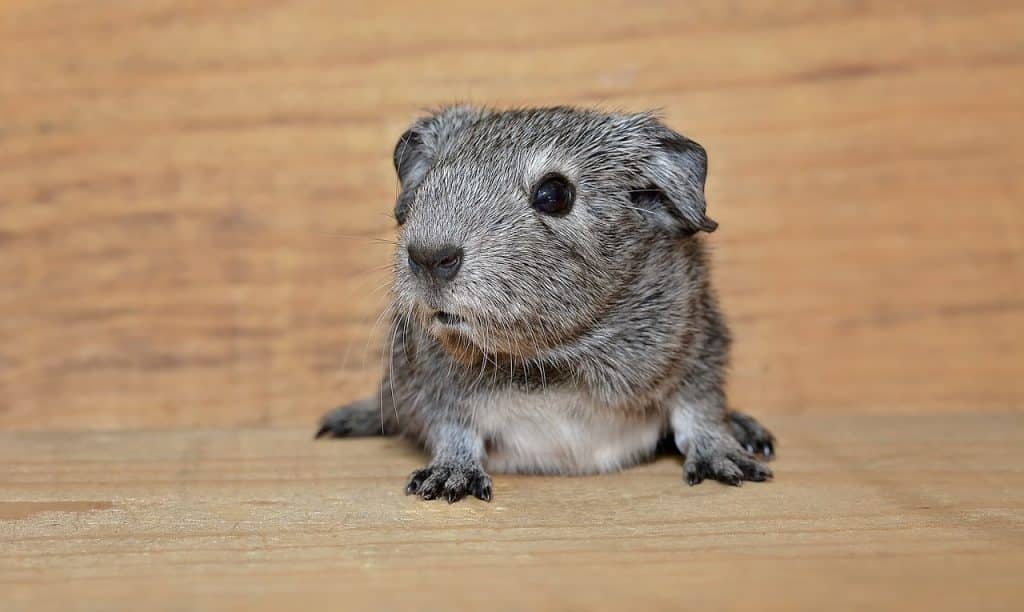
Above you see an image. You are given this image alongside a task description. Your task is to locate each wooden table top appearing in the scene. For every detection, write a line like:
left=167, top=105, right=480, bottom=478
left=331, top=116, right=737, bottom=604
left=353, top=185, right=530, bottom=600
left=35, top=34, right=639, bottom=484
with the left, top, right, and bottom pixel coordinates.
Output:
left=3, top=413, right=1022, bottom=611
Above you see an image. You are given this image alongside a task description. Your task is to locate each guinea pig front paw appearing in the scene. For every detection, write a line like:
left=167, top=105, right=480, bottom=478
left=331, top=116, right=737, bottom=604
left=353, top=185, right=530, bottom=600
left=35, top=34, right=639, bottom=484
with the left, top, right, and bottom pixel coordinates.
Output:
left=683, top=436, right=773, bottom=487
left=405, top=463, right=493, bottom=503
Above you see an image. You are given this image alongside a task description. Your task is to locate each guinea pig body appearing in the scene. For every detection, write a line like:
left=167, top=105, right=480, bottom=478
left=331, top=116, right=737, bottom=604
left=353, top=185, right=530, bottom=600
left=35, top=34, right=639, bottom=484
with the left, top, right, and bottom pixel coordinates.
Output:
left=318, top=106, right=776, bottom=502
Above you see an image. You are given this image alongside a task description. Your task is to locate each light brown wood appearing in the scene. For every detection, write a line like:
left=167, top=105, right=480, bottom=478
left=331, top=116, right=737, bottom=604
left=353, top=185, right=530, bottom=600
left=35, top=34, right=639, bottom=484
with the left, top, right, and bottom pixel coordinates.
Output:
left=1, top=413, right=1021, bottom=611
left=2, top=1, right=1023, bottom=429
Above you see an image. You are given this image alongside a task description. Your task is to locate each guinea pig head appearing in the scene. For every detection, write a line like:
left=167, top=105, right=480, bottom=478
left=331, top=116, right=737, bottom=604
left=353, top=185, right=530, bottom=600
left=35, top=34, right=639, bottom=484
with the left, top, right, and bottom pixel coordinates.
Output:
left=389, top=105, right=716, bottom=360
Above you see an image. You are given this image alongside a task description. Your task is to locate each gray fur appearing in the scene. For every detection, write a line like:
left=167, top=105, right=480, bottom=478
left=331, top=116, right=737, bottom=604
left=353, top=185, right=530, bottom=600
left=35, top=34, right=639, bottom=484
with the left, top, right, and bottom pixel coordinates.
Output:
left=318, top=105, right=776, bottom=502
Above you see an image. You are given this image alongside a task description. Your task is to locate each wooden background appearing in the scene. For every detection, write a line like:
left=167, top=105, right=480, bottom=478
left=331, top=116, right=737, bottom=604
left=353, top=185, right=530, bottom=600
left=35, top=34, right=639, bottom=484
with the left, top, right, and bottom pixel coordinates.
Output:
left=1, top=0, right=1022, bottom=430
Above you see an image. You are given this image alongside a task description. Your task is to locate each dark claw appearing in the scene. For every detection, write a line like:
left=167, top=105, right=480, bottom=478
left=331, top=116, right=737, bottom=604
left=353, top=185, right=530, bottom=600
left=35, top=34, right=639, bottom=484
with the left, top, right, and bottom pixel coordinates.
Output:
left=470, top=474, right=493, bottom=502
left=744, top=466, right=771, bottom=482
left=406, top=469, right=429, bottom=495
left=418, top=477, right=442, bottom=500
left=721, top=468, right=744, bottom=487
left=685, top=460, right=709, bottom=486
left=314, top=425, right=330, bottom=440
left=446, top=489, right=464, bottom=504
left=734, top=454, right=773, bottom=482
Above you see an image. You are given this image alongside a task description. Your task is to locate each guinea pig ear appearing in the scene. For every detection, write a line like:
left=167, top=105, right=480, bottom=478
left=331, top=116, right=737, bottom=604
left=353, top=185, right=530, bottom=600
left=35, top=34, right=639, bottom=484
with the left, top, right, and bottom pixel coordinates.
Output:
left=633, top=130, right=718, bottom=236
left=392, top=105, right=486, bottom=225
left=392, top=128, right=428, bottom=225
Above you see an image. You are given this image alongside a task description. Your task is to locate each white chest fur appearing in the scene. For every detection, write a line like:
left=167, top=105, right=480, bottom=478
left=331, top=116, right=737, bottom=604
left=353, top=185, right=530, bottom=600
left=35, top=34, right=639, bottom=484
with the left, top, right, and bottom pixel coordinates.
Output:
left=472, top=389, right=664, bottom=475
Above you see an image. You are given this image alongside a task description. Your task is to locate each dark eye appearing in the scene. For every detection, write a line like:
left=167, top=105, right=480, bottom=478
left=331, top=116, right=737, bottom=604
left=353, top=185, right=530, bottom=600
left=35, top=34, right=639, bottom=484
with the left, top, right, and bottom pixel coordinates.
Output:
left=531, top=174, right=575, bottom=216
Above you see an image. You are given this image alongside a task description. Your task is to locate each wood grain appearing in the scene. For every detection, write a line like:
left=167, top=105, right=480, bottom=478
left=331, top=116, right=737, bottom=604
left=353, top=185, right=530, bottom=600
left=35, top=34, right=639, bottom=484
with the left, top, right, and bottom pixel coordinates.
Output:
left=1, top=1, right=1023, bottom=428
left=2, top=413, right=1022, bottom=611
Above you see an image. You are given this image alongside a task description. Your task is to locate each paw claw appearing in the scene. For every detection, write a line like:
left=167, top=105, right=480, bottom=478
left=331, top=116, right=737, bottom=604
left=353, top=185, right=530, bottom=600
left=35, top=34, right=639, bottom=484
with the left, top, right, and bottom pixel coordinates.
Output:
left=405, top=469, right=429, bottom=495
left=684, top=461, right=708, bottom=486
left=469, top=473, right=493, bottom=502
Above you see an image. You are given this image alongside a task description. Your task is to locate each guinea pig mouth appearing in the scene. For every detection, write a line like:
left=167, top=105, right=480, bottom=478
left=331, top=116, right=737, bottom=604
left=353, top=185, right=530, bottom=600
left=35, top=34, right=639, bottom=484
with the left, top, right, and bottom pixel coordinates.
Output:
left=433, top=311, right=465, bottom=326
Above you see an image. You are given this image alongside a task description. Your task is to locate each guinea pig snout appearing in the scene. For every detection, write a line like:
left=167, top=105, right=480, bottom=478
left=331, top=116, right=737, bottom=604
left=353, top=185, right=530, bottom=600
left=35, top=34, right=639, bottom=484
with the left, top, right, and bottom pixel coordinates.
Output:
left=406, top=243, right=464, bottom=283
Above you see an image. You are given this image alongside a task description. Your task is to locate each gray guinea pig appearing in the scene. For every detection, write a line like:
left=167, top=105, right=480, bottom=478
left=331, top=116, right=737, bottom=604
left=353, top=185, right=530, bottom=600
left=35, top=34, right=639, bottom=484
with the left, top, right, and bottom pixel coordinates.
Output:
left=317, top=105, right=776, bottom=502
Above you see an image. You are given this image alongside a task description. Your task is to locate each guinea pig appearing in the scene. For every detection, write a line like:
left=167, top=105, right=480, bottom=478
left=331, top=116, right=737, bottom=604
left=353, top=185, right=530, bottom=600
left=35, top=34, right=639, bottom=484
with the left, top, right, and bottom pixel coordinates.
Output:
left=317, top=105, right=776, bottom=503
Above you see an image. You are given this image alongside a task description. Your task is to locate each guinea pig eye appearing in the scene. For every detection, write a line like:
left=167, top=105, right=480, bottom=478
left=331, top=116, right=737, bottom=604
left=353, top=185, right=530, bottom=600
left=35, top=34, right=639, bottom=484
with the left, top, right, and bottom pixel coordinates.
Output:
left=530, top=174, right=575, bottom=216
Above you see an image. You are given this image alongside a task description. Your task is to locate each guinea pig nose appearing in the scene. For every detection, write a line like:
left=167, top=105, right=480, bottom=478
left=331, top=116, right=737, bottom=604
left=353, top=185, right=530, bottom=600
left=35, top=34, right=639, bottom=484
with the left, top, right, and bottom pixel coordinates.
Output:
left=407, top=244, right=464, bottom=282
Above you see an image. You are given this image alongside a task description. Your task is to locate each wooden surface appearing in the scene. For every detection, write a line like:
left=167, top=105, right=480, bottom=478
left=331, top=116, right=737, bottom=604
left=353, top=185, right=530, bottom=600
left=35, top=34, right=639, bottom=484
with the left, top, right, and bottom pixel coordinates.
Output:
left=2, top=1, right=1024, bottom=429
left=1, top=413, right=1021, bottom=611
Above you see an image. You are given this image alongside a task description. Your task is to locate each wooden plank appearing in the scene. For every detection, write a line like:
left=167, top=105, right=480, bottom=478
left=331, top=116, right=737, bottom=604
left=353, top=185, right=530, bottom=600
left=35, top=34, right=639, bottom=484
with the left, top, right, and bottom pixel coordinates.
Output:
left=1, top=1, right=1023, bottom=428
left=1, top=414, right=1022, bottom=611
